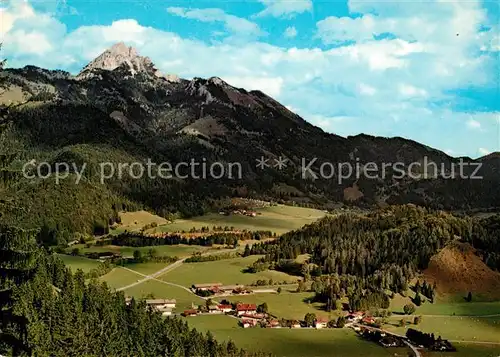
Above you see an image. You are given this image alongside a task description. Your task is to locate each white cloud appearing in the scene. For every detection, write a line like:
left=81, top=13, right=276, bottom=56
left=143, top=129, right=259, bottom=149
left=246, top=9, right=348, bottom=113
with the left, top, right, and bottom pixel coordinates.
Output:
left=358, top=83, right=376, bottom=96
left=221, top=76, right=284, bottom=97
left=479, top=147, right=491, bottom=156
left=398, top=84, right=427, bottom=97
left=466, top=119, right=481, bottom=129
left=283, top=26, right=298, bottom=38
left=166, top=7, right=264, bottom=38
left=255, top=0, right=312, bottom=18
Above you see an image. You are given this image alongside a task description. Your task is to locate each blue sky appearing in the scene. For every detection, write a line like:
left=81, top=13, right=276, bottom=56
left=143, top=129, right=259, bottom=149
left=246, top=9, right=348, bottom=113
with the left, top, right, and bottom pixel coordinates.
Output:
left=1, top=0, right=499, bottom=158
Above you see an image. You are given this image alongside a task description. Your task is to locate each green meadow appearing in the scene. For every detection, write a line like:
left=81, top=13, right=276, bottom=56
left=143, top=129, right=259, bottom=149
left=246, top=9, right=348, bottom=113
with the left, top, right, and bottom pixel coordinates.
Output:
left=390, top=292, right=500, bottom=316
left=57, top=254, right=101, bottom=273
left=66, top=244, right=206, bottom=258
left=183, top=315, right=409, bottom=357
left=152, top=205, right=326, bottom=235
left=123, top=280, right=204, bottom=311
left=226, top=291, right=335, bottom=321
left=159, top=255, right=300, bottom=287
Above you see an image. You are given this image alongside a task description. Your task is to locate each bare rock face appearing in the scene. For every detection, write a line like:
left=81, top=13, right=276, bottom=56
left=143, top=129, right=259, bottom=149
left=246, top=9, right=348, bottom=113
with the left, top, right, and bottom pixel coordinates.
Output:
left=76, top=42, right=179, bottom=82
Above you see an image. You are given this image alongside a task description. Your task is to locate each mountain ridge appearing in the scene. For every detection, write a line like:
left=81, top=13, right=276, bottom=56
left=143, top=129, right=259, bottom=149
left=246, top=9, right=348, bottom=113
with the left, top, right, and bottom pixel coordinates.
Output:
left=1, top=43, right=499, bottom=238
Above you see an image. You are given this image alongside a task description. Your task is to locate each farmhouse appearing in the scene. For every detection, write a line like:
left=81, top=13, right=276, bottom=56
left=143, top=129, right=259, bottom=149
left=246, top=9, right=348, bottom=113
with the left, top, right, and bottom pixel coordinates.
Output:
left=193, top=283, right=223, bottom=291
left=236, top=303, right=257, bottom=316
left=183, top=309, right=198, bottom=317
left=346, top=311, right=364, bottom=322
left=291, top=320, right=301, bottom=328
left=268, top=320, right=281, bottom=328
left=241, top=319, right=257, bottom=328
left=146, top=299, right=176, bottom=309
left=217, top=304, right=233, bottom=313
left=314, top=318, right=328, bottom=329
left=145, top=299, right=176, bottom=316
left=239, top=313, right=265, bottom=321
left=362, top=316, right=376, bottom=325
left=208, top=304, right=221, bottom=314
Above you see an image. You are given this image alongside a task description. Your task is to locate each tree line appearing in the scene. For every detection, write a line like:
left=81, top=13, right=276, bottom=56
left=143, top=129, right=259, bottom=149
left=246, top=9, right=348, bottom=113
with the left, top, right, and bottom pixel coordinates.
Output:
left=110, top=230, right=272, bottom=248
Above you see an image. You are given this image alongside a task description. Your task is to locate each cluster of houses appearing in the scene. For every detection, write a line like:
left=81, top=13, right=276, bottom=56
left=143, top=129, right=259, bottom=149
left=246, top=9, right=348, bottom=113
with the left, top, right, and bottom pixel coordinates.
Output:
left=125, top=297, right=176, bottom=316
left=192, top=283, right=253, bottom=296
left=218, top=209, right=257, bottom=217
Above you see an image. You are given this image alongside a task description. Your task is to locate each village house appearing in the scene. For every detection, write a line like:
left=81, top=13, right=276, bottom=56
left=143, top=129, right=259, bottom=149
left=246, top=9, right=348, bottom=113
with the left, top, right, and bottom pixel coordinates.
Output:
left=125, top=298, right=176, bottom=316
left=182, top=309, right=198, bottom=317
left=362, top=316, right=376, bottom=325
left=241, top=319, right=257, bottom=328
left=346, top=311, right=364, bottom=322
left=146, top=299, right=176, bottom=309
left=231, top=286, right=253, bottom=295
left=193, top=283, right=222, bottom=291
left=238, top=313, right=265, bottom=322
left=314, top=318, right=328, bottom=329
left=146, top=299, right=176, bottom=316
left=291, top=320, right=301, bottom=328
left=208, top=304, right=221, bottom=314
left=268, top=320, right=281, bottom=328
left=236, top=303, right=257, bottom=316
left=217, top=304, right=233, bottom=313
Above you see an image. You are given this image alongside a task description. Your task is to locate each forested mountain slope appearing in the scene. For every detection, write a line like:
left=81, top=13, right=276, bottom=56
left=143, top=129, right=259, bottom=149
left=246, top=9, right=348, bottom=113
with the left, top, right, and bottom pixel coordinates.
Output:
left=1, top=44, right=499, bottom=241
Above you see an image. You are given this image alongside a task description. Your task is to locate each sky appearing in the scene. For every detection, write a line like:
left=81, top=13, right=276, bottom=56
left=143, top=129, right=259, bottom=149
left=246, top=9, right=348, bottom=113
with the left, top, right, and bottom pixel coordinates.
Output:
left=1, top=0, right=499, bottom=158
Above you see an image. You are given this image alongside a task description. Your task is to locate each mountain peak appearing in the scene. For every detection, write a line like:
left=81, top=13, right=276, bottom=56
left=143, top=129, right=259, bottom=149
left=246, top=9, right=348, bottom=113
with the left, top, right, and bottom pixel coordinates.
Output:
left=107, top=42, right=139, bottom=58
left=76, top=42, right=179, bottom=82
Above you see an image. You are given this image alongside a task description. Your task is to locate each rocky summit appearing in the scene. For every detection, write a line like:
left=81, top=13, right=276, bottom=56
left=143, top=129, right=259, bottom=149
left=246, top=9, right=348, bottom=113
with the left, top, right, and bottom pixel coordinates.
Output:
left=77, top=42, right=179, bottom=82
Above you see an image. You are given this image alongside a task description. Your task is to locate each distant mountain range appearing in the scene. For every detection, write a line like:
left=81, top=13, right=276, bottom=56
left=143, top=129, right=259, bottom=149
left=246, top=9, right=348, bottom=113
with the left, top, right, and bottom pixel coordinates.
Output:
left=0, top=43, right=498, bottom=237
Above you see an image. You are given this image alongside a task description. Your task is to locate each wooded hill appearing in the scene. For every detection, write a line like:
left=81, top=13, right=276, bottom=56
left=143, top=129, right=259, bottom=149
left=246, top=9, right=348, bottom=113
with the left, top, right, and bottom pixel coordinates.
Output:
left=247, top=205, right=500, bottom=310
left=0, top=224, right=270, bottom=357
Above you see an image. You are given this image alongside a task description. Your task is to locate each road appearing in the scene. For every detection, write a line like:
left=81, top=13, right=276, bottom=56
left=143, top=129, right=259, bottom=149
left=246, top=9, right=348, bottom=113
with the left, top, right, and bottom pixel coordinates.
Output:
left=115, top=248, right=238, bottom=292
left=118, top=265, right=205, bottom=297
left=116, top=257, right=187, bottom=292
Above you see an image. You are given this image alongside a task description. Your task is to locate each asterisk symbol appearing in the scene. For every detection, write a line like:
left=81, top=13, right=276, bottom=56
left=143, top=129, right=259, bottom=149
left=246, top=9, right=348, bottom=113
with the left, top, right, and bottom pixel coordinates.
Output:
left=256, top=156, right=270, bottom=170
left=274, top=157, right=288, bottom=170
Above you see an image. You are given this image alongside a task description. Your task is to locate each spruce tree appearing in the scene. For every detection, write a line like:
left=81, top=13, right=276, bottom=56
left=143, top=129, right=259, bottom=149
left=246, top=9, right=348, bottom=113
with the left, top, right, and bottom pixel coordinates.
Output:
left=0, top=225, right=41, bottom=355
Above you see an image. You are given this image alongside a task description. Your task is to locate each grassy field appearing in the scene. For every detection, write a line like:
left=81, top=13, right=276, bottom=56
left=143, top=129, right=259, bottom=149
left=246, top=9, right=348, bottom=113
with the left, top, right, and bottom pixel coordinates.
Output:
left=124, top=280, right=204, bottom=311
left=111, top=210, right=169, bottom=234
left=386, top=315, right=500, bottom=343
left=425, top=343, right=500, bottom=357
left=226, top=291, right=337, bottom=321
left=57, top=254, right=101, bottom=273
left=184, top=315, right=409, bottom=357
left=100, top=267, right=142, bottom=290
left=120, top=261, right=174, bottom=275
left=152, top=205, right=326, bottom=235
left=159, top=255, right=300, bottom=287
left=390, top=292, right=500, bottom=316
left=67, top=244, right=206, bottom=258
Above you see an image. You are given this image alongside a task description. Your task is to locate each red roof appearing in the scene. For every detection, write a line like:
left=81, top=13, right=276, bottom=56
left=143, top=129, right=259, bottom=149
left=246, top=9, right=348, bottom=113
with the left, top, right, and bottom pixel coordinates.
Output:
left=217, top=304, right=232, bottom=310
left=236, top=303, right=257, bottom=311
left=240, top=313, right=263, bottom=319
left=362, top=317, right=375, bottom=323
left=183, top=310, right=197, bottom=315
left=316, top=318, right=329, bottom=323
left=242, top=319, right=257, bottom=325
